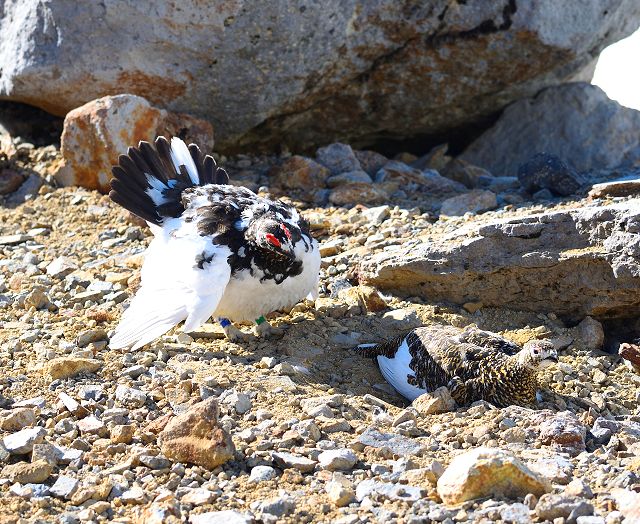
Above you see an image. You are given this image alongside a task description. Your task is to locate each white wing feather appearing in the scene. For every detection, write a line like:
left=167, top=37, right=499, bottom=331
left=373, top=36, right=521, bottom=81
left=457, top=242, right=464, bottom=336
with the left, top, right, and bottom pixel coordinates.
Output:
left=376, top=338, right=429, bottom=401
left=169, top=137, right=199, bottom=185
left=110, top=218, right=231, bottom=350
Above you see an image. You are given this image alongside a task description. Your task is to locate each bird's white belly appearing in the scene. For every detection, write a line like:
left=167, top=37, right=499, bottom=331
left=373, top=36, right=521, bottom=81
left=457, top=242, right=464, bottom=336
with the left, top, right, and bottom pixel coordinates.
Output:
left=214, top=245, right=320, bottom=322
left=377, top=339, right=429, bottom=401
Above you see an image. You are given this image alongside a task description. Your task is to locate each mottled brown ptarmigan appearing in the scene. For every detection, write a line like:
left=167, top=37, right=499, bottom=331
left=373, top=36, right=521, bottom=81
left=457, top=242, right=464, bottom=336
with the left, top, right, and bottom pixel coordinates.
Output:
left=355, top=324, right=558, bottom=408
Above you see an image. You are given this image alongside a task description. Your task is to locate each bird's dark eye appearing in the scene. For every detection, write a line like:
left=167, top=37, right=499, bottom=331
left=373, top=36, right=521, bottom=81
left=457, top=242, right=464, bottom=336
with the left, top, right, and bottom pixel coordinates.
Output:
left=534, top=349, right=539, bottom=354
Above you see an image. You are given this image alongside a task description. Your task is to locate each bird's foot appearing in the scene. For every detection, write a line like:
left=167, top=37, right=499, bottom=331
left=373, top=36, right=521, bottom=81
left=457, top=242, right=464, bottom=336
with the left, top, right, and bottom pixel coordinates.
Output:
left=218, top=319, right=249, bottom=342
left=254, top=317, right=284, bottom=339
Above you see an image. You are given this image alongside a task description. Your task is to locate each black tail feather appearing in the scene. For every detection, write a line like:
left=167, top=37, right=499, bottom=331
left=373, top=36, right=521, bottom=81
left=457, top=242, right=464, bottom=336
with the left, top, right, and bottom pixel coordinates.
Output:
left=109, top=136, right=229, bottom=226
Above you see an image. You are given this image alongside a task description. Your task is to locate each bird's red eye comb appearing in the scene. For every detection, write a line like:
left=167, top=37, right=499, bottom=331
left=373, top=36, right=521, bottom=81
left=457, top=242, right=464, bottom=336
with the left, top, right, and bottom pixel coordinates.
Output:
left=265, top=233, right=281, bottom=248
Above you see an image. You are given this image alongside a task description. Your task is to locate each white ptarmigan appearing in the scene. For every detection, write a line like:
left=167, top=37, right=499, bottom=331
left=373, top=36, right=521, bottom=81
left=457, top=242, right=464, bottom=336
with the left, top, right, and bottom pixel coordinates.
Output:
left=108, top=136, right=321, bottom=350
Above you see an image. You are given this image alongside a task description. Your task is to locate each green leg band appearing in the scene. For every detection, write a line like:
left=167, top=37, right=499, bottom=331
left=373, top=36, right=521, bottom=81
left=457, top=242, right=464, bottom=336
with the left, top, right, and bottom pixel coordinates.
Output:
left=255, top=316, right=267, bottom=326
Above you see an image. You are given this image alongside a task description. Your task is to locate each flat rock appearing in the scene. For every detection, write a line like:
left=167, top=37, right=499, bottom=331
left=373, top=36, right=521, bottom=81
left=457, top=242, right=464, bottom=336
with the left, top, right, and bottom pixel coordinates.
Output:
left=355, top=479, right=423, bottom=503
left=49, top=475, right=80, bottom=499
left=439, top=190, right=497, bottom=216
left=361, top=200, right=640, bottom=321
left=462, top=83, right=640, bottom=176
left=535, top=494, right=594, bottom=522
left=436, top=447, right=550, bottom=506
left=2, top=460, right=53, bottom=483
left=589, top=175, right=640, bottom=199
left=356, top=427, right=425, bottom=457
left=536, top=411, right=586, bottom=455
left=3, top=426, right=46, bottom=454
left=46, top=357, right=102, bottom=380
left=272, top=451, right=316, bottom=473
left=159, top=398, right=235, bottom=469
left=190, top=510, right=254, bottom=524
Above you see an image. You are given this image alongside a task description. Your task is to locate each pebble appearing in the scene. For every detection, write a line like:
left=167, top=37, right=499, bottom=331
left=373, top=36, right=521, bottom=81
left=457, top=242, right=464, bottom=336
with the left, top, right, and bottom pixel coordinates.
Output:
left=272, top=451, right=317, bottom=473
left=115, top=384, right=147, bottom=408
left=50, top=475, right=80, bottom=499
left=223, top=392, right=252, bottom=414
left=110, top=424, right=135, bottom=444
left=535, top=494, right=594, bottom=521
left=318, top=449, right=357, bottom=471
left=189, top=510, right=254, bottom=524
left=249, top=465, right=278, bottom=483
left=181, top=488, right=215, bottom=505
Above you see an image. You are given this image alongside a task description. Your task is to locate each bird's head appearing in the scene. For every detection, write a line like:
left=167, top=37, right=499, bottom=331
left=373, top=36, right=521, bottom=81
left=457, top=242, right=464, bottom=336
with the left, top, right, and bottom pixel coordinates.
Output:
left=518, top=339, right=558, bottom=369
left=249, top=218, right=297, bottom=260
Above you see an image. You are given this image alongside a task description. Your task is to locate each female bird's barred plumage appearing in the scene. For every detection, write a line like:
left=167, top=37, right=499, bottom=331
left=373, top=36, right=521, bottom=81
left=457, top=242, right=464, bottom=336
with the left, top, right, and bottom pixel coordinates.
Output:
left=356, top=324, right=558, bottom=408
left=107, top=136, right=321, bottom=349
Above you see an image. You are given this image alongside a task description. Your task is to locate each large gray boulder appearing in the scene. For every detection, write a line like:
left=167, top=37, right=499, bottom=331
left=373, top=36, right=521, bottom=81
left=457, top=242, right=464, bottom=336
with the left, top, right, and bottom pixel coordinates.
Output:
left=461, top=83, right=640, bottom=176
left=1, top=1, right=639, bottom=152
left=360, top=200, right=640, bottom=322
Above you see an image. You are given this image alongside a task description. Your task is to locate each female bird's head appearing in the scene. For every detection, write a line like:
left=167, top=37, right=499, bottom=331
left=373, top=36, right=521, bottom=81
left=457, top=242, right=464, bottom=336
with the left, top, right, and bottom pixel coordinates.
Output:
left=518, top=340, right=558, bottom=369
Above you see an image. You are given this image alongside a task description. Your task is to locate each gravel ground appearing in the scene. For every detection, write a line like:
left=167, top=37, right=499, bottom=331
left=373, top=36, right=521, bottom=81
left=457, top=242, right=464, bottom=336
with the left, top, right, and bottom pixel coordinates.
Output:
left=0, top=146, right=638, bottom=523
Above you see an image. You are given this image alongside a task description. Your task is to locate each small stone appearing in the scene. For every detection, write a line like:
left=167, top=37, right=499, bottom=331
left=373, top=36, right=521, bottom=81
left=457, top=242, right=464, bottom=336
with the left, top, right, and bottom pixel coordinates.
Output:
left=58, top=392, right=89, bottom=418
left=0, top=234, right=33, bottom=246
left=316, top=143, right=361, bottom=174
left=326, top=170, right=372, bottom=187
left=110, top=424, right=135, bottom=444
left=565, top=478, right=594, bottom=499
left=270, top=155, right=330, bottom=192
left=538, top=411, right=586, bottom=455
left=115, top=385, right=147, bottom=408
left=176, top=332, right=194, bottom=344
left=76, top=329, right=108, bottom=347
left=223, top=392, right=252, bottom=414
left=24, top=287, right=50, bottom=310
left=46, top=357, right=101, bottom=380
left=3, top=426, right=47, bottom=454
left=499, top=503, right=532, bottom=524
left=399, top=461, right=446, bottom=486
left=2, top=460, right=53, bottom=483
left=356, top=427, right=425, bottom=457
left=121, top=485, right=147, bottom=504
left=272, top=451, right=317, bottom=473
left=412, top=387, right=456, bottom=415
left=576, top=317, right=604, bottom=350
left=440, top=189, right=497, bottom=216
left=181, top=488, right=216, bottom=505
left=0, top=408, right=37, bottom=431
left=355, top=479, right=423, bottom=503
left=259, top=496, right=296, bottom=518
left=249, top=465, right=277, bottom=483
left=159, top=398, right=235, bottom=469
left=437, top=447, right=550, bottom=505
left=46, top=257, right=78, bottom=278
left=517, top=152, right=582, bottom=196
left=50, top=475, right=80, bottom=499
left=0, top=169, right=25, bottom=195
left=318, top=449, right=357, bottom=471
left=139, top=454, right=171, bottom=470
left=326, top=479, right=355, bottom=507
left=328, top=183, right=388, bottom=206
left=77, top=416, right=106, bottom=435
left=189, top=510, right=253, bottom=524
left=362, top=205, right=391, bottom=224
left=535, top=494, right=594, bottom=521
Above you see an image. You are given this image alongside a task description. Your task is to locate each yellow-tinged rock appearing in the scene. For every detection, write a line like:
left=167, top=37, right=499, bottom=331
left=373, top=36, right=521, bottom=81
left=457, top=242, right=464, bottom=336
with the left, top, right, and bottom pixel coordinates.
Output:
left=46, top=357, right=102, bottom=380
left=437, top=447, right=550, bottom=506
left=159, top=397, right=235, bottom=469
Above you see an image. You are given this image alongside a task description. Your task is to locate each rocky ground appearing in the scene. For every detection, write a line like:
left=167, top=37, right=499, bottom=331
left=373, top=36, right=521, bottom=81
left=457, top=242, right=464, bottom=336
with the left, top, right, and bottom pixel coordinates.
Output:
left=0, top=142, right=639, bottom=524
